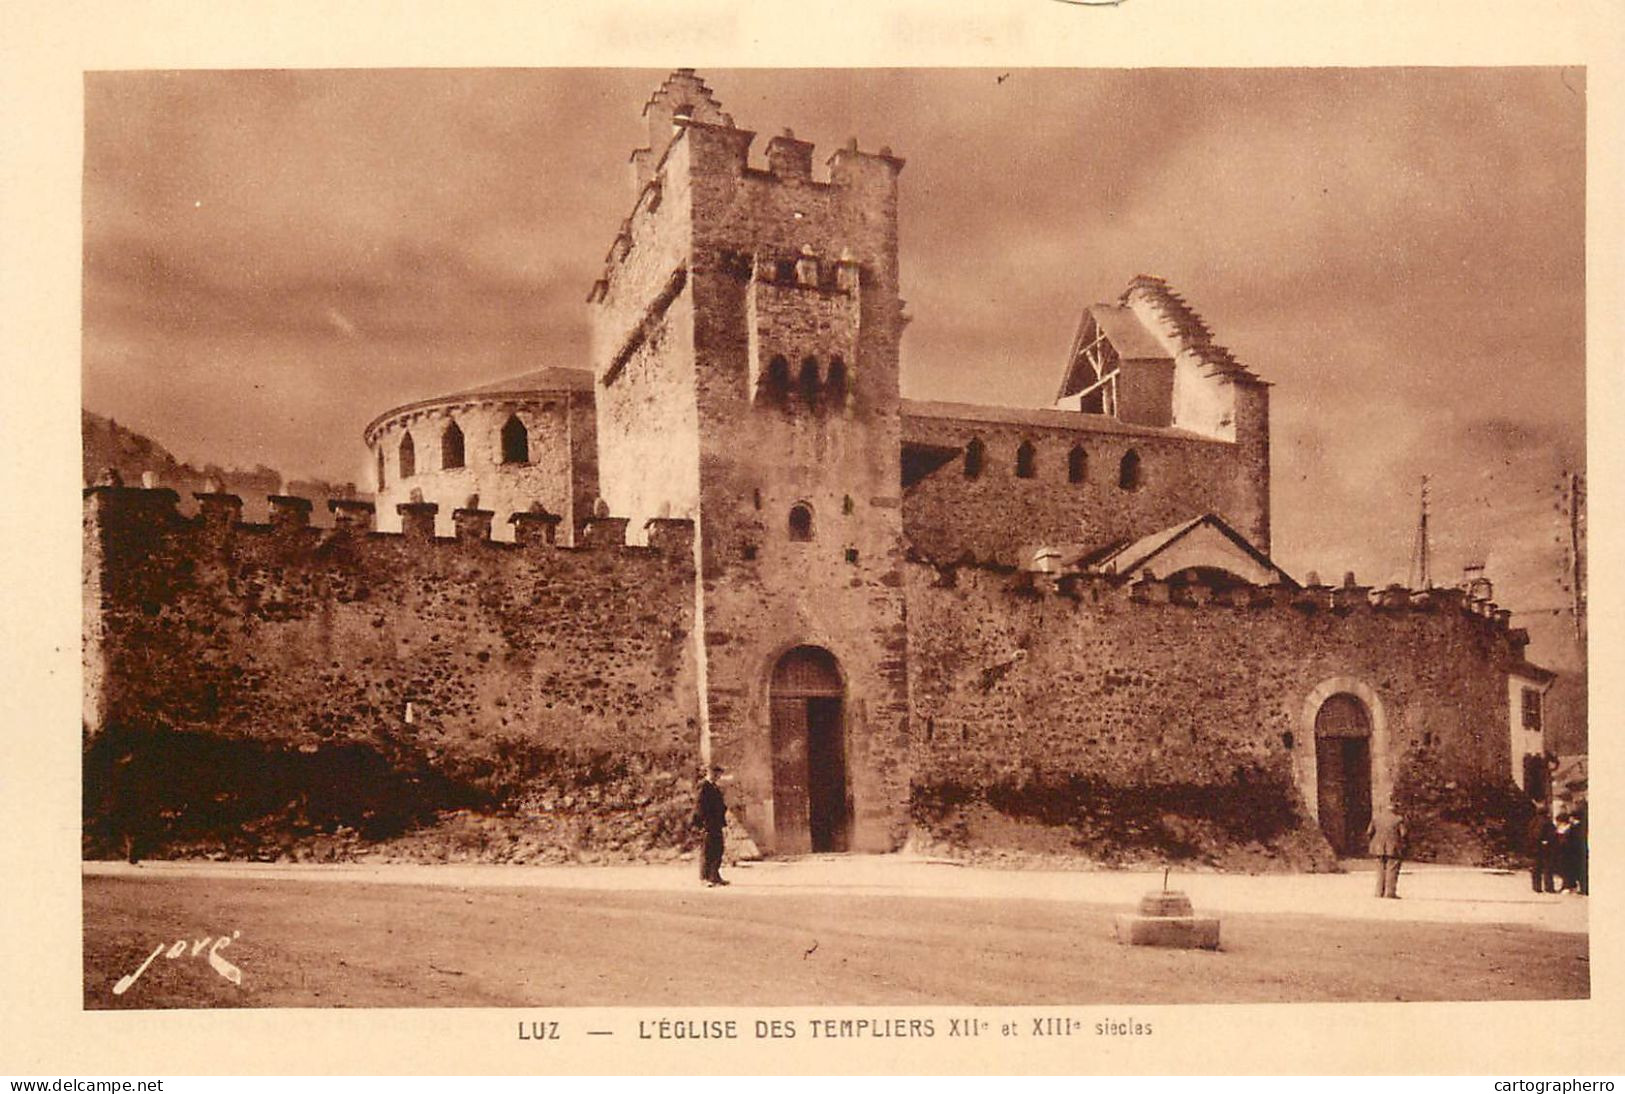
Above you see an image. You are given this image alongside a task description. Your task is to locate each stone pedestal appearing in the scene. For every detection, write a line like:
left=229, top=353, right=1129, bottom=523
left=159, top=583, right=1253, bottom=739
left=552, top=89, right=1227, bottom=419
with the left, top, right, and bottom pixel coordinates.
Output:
left=1112, top=890, right=1221, bottom=950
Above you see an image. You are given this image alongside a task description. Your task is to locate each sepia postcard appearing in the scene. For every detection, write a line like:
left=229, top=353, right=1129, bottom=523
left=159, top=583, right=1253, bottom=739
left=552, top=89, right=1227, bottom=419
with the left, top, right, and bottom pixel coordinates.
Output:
left=1, top=0, right=1622, bottom=1079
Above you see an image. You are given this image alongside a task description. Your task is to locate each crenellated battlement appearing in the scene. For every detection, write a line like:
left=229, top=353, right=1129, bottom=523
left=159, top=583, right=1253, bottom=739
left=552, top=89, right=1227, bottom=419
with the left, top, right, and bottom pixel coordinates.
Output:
left=594, top=128, right=902, bottom=302
left=83, top=485, right=695, bottom=561
left=983, top=560, right=1529, bottom=652
left=82, top=484, right=704, bottom=749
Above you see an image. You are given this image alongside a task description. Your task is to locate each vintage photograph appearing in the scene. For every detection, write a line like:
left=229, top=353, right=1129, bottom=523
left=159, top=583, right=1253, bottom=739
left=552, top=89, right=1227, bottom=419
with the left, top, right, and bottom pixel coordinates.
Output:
left=79, top=66, right=1588, bottom=1016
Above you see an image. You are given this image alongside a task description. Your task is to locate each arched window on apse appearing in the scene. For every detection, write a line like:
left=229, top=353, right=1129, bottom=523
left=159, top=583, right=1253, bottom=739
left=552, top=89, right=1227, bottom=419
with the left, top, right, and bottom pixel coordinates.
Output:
left=441, top=421, right=465, bottom=470
left=964, top=437, right=985, bottom=480
left=1068, top=445, right=1087, bottom=484
left=398, top=432, right=416, bottom=479
left=788, top=503, right=814, bottom=542
left=501, top=415, right=530, bottom=465
left=1118, top=449, right=1143, bottom=491
left=1015, top=440, right=1037, bottom=479
left=376, top=447, right=386, bottom=491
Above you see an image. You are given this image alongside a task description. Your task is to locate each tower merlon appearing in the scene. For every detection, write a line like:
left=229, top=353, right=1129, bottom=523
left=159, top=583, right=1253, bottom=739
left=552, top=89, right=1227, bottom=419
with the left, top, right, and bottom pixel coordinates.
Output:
left=195, top=491, right=246, bottom=530
left=580, top=515, right=631, bottom=550
left=827, top=139, right=906, bottom=188
left=396, top=500, right=440, bottom=542
left=268, top=494, right=314, bottom=533
left=452, top=507, right=496, bottom=545
left=509, top=507, right=563, bottom=547
left=328, top=498, right=376, bottom=535
left=765, top=128, right=815, bottom=181
left=644, top=516, right=696, bottom=557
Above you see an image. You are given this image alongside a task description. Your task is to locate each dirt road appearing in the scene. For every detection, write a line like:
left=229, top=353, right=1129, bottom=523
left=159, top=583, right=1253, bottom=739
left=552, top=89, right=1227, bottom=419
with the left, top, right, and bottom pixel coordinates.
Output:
left=82, top=858, right=1588, bottom=1009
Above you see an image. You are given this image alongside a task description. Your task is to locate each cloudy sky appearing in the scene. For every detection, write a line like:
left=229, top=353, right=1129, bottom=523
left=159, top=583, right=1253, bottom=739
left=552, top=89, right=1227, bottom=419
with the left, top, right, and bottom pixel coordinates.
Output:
left=82, top=67, right=1586, bottom=667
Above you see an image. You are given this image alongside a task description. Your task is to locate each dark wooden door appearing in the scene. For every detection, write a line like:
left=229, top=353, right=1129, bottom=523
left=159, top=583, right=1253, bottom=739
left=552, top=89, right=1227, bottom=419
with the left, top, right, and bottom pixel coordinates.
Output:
left=1523, top=753, right=1550, bottom=802
left=1341, top=736, right=1372, bottom=852
left=1315, top=735, right=1349, bottom=854
left=770, top=695, right=810, bottom=853
left=770, top=646, right=847, bottom=854
left=1315, top=693, right=1373, bottom=856
left=806, top=696, right=849, bottom=852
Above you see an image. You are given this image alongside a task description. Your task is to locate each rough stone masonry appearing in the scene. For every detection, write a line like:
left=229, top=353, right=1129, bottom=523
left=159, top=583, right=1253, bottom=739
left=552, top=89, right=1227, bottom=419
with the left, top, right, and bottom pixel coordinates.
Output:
left=82, top=71, right=1551, bottom=868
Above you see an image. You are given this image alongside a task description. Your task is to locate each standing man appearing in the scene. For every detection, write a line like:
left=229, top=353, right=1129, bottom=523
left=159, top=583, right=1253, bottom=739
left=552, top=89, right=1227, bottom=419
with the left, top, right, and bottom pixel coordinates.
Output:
left=1367, top=807, right=1406, bottom=899
left=1527, top=801, right=1558, bottom=894
left=694, top=764, right=729, bottom=887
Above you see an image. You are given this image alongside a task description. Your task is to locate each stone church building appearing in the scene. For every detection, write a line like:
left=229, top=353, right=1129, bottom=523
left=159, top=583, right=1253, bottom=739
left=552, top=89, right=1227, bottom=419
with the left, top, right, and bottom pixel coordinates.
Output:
left=83, top=72, right=1552, bottom=866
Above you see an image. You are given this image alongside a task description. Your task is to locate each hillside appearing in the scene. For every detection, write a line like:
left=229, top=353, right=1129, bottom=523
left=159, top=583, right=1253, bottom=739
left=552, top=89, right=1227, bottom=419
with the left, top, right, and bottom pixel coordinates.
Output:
left=82, top=409, right=363, bottom=522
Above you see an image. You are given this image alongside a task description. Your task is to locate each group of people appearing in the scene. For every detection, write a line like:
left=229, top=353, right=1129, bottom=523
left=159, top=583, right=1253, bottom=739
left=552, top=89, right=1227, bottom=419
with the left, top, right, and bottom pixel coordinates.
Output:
left=696, top=774, right=1590, bottom=901
left=1527, top=801, right=1589, bottom=896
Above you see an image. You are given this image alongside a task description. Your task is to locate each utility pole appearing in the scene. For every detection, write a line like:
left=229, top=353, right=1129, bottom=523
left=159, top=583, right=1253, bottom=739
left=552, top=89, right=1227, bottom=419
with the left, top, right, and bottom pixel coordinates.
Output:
left=1569, top=471, right=1586, bottom=647
left=1409, top=475, right=1431, bottom=590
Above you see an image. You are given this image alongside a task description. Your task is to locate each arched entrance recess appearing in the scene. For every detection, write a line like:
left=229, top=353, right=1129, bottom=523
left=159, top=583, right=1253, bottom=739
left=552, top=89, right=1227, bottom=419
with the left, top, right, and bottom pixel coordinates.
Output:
left=1313, top=693, right=1374, bottom=856
left=770, top=646, right=850, bottom=853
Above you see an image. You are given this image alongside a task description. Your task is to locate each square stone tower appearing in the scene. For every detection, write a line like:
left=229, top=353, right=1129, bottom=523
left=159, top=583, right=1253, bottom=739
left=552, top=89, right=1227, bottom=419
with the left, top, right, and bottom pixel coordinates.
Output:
left=589, top=71, right=911, bottom=853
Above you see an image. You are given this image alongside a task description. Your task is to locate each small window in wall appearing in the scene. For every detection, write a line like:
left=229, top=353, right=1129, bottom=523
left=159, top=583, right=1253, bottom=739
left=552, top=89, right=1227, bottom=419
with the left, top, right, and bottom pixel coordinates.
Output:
left=441, top=420, right=465, bottom=470
left=799, top=357, right=821, bottom=404
left=501, top=415, right=530, bottom=465
left=845, top=547, right=859, bottom=564
left=1068, top=444, right=1087, bottom=484
left=1015, top=440, right=1037, bottom=479
left=1118, top=448, right=1143, bottom=491
left=399, top=432, right=416, bottom=479
left=827, top=357, right=848, bottom=404
left=766, top=356, right=791, bottom=402
left=376, top=447, right=386, bottom=491
left=1521, top=687, right=1543, bottom=731
left=964, top=437, right=985, bottom=480
left=842, top=494, right=854, bottom=515
left=788, top=503, right=814, bottom=542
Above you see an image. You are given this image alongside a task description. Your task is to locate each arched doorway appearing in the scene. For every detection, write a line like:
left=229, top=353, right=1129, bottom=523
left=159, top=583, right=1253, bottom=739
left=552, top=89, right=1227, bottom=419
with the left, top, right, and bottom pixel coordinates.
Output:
left=1314, top=693, right=1373, bottom=855
left=769, top=646, right=849, bottom=853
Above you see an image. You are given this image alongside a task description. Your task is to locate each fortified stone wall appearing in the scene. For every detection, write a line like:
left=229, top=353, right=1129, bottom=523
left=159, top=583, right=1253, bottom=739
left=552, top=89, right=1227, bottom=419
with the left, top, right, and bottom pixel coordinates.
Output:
left=905, top=563, right=1528, bottom=866
left=902, top=402, right=1267, bottom=567
left=82, top=486, right=702, bottom=860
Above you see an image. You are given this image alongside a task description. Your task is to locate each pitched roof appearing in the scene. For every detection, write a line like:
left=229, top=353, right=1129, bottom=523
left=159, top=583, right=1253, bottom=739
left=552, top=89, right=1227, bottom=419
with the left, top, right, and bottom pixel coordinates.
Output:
left=1086, top=513, right=1297, bottom=587
left=1089, top=305, right=1171, bottom=361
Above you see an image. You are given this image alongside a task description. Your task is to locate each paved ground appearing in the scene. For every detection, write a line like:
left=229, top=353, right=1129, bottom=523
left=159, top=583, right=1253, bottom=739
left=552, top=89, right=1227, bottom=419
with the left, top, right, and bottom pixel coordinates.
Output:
left=84, top=853, right=1590, bottom=930
left=82, top=854, right=1589, bottom=1009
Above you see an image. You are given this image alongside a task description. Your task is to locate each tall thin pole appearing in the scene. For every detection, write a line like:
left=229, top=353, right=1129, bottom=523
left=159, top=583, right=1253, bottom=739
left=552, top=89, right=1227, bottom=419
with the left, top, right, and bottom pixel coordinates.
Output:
left=1420, top=476, right=1430, bottom=590
left=1409, top=475, right=1431, bottom=590
left=1570, top=471, right=1586, bottom=646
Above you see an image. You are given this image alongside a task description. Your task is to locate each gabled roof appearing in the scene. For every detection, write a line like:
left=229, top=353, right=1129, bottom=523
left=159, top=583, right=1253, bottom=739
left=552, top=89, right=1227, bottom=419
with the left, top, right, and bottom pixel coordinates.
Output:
left=1057, top=276, right=1262, bottom=401
left=1088, top=305, right=1172, bottom=361
left=1508, top=660, right=1558, bottom=687
left=1057, top=303, right=1168, bottom=401
left=1086, top=513, right=1297, bottom=587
